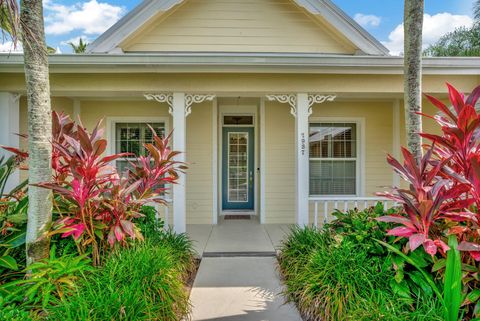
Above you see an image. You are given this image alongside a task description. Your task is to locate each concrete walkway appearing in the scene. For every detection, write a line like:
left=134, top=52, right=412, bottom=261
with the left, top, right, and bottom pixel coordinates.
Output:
left=187, top=220, right=303, bottom=321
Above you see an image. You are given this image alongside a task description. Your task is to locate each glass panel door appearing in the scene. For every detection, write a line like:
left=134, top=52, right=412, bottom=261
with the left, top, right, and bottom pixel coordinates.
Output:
left=222, top=127, right=254, bottom=210
left=228, top=132, right=249, bottom=202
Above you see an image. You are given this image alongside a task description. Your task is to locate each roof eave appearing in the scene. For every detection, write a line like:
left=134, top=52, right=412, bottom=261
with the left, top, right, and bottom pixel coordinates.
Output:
left=0, top=53, right=479, bottom=75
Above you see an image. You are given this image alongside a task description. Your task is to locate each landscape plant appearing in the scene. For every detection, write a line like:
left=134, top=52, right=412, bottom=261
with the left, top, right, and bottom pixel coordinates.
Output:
left=47, top=238, right=193, bottom=321
left=377, top=83, right=480, bottom=319
left=4, top=112, right=185, bottom=265
left=0, top=155, right=28, bottom=273
left=278, top=207, right=444, bottom=321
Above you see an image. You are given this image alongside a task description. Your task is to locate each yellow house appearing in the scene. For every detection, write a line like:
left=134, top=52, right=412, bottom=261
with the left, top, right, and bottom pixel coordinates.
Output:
left=0, top=0, right=479, bottom=233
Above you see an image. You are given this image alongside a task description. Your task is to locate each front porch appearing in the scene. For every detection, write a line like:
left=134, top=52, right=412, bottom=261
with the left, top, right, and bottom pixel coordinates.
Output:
left=0, top=87, right=441, bottom=233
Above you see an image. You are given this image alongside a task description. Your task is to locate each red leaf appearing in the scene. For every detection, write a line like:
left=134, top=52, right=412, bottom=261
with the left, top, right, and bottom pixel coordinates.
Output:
left=114, top=225, right=124, bottom=242
left=446, top=82, right=465, bottom=115
left=120, top=220, right=135, bottom=238
left=1, top=146, right=29, bottom=158
left=409, top=234, right=426, bottom=252
left=470, top=252, right=480, bottom=261
left=61, top=223, right=85, bottom=240
left=458, top=241, right=480, bottom=252
left=387, top=227, right=415, bottom=237
left=423, top=239, right=437, bottom=256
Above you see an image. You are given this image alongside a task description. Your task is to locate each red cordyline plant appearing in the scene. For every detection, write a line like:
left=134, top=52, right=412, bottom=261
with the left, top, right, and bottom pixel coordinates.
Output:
left=377, top=83, right=480, bottom=259
left=3, top=112, right=184, bottom=265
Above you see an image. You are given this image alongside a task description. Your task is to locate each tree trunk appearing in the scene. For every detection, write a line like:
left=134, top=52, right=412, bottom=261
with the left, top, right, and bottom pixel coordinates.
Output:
left=21, top=0, right=52, bottom=265
left=404, top=0, right=424, bottom=162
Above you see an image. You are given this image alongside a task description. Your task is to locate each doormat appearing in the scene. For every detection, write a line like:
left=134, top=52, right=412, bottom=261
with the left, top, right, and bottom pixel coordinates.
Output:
left=224, top=215, right=251, bottom=220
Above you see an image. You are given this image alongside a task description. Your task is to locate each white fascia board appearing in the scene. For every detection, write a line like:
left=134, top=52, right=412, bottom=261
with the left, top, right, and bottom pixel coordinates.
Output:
left=0, top=53, right=480, bottom=75
left=87, top=0, right=184, bottom=53
left=294, top=0, right=389, bottom=56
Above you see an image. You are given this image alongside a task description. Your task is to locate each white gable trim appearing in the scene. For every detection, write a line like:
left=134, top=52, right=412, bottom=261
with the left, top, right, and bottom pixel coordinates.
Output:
left=87, top=0, right=182, bottom=54
left=87, top=0, right=389, bottom=55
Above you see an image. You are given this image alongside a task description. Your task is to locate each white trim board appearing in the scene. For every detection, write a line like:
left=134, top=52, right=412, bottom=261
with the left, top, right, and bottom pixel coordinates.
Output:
left=218, top=105, right=259, bottom=217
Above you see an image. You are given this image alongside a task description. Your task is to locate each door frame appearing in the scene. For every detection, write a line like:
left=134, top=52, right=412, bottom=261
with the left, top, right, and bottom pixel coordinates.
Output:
left=218, top=105, right=259, bottom=217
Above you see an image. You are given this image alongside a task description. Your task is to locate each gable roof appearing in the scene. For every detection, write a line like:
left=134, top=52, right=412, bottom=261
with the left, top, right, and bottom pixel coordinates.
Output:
left=87, top=0, right=389, bottom=56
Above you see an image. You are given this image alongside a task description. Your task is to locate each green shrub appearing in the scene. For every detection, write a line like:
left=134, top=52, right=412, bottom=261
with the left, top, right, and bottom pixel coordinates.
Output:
left=48, top=238, right=193, bottom=321
left=136, top=205, right=164, bottom=239
left=279, top=208, right=444, bottom=321
left=0, top=246, right=92, bottom=310
left=0, top=304, right=33, bottom=321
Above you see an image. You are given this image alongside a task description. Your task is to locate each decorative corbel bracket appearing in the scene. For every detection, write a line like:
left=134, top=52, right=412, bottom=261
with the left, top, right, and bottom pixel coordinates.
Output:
left=266, top=94, right=297, bottom=117
left=266, top=93, right=336, bottom=117
left=144, top=93, right=215, bottom=117
left=144, top=93, right=174, bottom=114
left=184, top=94, right=215, bottom=117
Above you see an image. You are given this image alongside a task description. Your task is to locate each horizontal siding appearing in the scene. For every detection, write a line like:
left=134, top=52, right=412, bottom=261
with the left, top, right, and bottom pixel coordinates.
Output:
left=123, top=0, right=356, bottom=53
left=265, top=102, right=295, bottom=224
left=186, top=101, right=213, bottom=224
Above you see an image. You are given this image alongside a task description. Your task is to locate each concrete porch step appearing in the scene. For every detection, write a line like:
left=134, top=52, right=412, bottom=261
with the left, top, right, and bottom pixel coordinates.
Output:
left=202, top=251, right=277, bottom=258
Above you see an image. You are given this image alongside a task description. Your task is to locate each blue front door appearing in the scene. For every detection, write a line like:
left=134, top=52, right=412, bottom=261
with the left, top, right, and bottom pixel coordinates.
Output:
left=222, top=127, right=254, bottom=210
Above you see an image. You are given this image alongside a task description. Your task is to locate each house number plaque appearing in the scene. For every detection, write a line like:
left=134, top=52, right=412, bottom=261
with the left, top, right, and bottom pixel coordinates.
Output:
left=300, top=133, right=306, bottom=156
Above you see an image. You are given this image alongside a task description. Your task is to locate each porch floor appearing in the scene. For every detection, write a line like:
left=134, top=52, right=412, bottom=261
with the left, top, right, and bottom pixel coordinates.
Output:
left=186, top=219, right=293, bottom=257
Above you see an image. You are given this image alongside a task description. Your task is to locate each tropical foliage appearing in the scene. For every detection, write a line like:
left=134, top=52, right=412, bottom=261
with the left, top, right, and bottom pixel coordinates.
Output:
left=47, top=238, right=194, bottom=321
left=68, top=38, right=88, bottom=54
left=425, top=26, right=480, bottom=57
left=0, top=112, right=194, bottom=320
left=0, top=155, right=27, bottom=274
left=5, top=111, right=184, bottom=265
left=377, top=83, right=480, bottom=319
left=278, top=207, right=443, bottom=321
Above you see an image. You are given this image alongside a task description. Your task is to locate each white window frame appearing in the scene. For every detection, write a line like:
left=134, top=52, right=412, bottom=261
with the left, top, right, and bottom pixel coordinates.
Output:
left=106, top=116, right=170, bottom=163
left=309, top=117, right=365, bottom=197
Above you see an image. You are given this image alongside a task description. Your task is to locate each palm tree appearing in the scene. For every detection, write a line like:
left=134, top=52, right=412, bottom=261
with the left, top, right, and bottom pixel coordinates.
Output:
left=404, top=0, right=424, bottom=163
left=475, top=0, right=480, bottom=23
left=69, top=38, right=88, bottom=54
left=1, top=0, right=53, bottom=264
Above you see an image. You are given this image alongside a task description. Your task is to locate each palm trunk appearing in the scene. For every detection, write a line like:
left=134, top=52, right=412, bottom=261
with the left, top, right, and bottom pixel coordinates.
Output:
left=21, top=0, right=52, bottom=264
left=404, top=0, right=424, bottom=163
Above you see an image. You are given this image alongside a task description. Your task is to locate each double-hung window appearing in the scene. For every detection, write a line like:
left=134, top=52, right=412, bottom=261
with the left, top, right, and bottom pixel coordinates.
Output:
left=114, top=122, right=165, bottom=172
left=309, top=122, right=358, bottom=196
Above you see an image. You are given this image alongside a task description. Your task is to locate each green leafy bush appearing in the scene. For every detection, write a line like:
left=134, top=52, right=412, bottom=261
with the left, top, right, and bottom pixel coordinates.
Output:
left=0, top=302, right=33, bottom=321
left=0, top=155, right=28, bottom=275
left=48, top=237, right=194, bottom=321
left=279, top=208, right=444, bottom=321
left=0, top=246, right=92, bottom=309
left=136, top=205, right=164, bottom=239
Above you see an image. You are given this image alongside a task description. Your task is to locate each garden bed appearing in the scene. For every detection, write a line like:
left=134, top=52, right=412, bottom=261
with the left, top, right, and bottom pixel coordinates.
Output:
left=277, top=207, right=444, bottom=321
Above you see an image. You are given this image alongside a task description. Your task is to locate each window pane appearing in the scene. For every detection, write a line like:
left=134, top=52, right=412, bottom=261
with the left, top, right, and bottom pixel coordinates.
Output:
left=115, top=122, right=165, bottom=158
left=224, top=115, right=253, bottom=125
left=309, top=123, right=356, bottom=158
left=309, top=121, right=358, bottom=196
left=310, top=160, right=356, bottom=195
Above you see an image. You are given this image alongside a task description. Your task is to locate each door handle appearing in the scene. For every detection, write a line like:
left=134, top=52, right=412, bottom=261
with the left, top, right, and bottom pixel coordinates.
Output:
left=249, top=171, right=253, bottom=188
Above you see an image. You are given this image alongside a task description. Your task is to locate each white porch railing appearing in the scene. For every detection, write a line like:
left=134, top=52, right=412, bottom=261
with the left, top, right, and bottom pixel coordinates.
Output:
left=310, top=196, right=396, bottom=227
left=150, top=198, right=172, bottom=230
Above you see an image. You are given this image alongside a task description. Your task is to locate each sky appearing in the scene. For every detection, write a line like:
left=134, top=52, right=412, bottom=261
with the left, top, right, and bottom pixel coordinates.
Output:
left=0, top=0, right=476, bottom=55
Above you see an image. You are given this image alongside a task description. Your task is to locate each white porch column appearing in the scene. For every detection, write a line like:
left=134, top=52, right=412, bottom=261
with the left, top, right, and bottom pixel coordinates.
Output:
left=295, top=93, right=310, bottom=226
left=145, top=93, right=215, bottom=233
left=172, top=93, right=187, bottom=233
left=0, top=93, right=20, bottom=193
left=266, top=93, right=336, bottom=226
